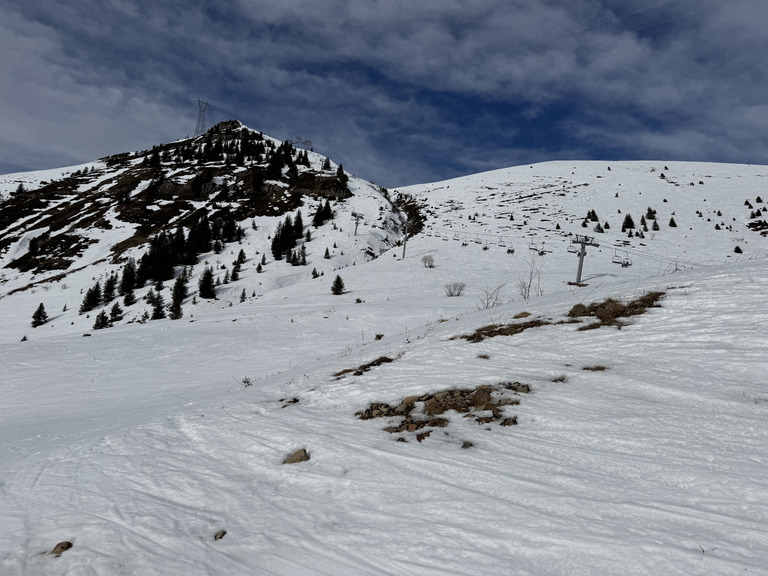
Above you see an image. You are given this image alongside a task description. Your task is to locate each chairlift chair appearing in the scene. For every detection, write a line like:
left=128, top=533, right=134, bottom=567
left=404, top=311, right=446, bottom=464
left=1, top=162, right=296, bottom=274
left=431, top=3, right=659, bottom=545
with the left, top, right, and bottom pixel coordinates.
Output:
left=612, top=249, right=631, bottom=266
left=567, top=244, right=578, bottom=254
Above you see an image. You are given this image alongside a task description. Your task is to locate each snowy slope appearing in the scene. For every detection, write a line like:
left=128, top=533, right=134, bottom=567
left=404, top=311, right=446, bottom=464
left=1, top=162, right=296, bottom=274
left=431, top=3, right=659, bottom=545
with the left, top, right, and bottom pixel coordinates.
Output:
left=1, top=257, right=766, bottom=575
left=1, top=157, right=767, bottom=575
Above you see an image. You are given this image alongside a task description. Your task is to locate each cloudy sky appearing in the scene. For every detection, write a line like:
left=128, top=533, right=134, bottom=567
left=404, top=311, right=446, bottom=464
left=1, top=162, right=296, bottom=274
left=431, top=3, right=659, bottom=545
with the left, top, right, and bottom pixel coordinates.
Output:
left=1, top=0, right=766, bottom=187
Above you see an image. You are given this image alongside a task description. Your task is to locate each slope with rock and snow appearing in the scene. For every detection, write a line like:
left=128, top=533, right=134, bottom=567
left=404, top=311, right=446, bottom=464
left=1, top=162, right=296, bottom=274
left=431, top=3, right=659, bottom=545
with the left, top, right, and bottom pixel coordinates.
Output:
left=1, top=131, right=767, bottom=574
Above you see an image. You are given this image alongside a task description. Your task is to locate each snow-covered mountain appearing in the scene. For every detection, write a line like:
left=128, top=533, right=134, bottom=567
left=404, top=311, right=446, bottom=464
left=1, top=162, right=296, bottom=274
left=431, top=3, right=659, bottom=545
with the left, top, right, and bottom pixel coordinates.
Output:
left=1, top=125, right=767, bottom=575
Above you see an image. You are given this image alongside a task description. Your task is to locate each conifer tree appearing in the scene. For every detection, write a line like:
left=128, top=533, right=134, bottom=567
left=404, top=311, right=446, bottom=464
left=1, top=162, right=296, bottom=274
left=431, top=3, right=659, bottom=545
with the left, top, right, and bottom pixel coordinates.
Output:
left=109, top=301, right=123, bottom=323
left=123, top=290, right=136, bottom=306
left=171, top=275, right=188, bottom=306
left=152, top=299, right=167, bottom=320
left=294, top=210, right=304, bottom=239
left=168, top=300, right=183, bottom=320
left=80, top=281, right=102, bottom=314
left=198, top=266, right=216, bottom=299
left=669, top=217, right=677, bottom=227
left=31, top=303, right=48, bottom=327
left=331, top=275, right=345, bottom=295
left=103, top=273, right=118, bottom=302
left=120, top=258, right=137, bottom=295
left=93, top=310, right=110, bottom=330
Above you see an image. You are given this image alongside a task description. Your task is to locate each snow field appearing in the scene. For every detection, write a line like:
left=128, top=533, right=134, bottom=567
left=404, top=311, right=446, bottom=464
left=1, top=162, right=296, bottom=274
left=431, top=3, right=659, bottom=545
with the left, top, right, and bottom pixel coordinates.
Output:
left=2, top=257, right=767, bottom=575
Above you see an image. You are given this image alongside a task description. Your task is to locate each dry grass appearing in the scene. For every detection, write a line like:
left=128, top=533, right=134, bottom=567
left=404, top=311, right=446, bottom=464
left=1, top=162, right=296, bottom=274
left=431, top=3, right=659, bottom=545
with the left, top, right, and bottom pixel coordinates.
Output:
left=334, top=356, right=395, bottom=379
left=569, top=291, right=665, bottom=330
left=582, top=365, right=608, bottom=371
left=357, top=382, right=530, bottom=442
left=457, top=318, right=551, bottom=342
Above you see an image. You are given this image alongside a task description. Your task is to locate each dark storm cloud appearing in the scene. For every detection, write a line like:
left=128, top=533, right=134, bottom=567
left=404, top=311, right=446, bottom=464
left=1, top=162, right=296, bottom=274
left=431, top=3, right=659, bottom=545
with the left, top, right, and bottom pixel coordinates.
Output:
left=1, top=0, right=766, bottom=187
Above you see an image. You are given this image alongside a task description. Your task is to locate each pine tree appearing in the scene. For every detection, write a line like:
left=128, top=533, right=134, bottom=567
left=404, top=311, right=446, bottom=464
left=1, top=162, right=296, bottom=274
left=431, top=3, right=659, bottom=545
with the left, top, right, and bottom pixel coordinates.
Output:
left=31, top=303, right=48, bottom=327
left=80, top=281, right=102, bottom=314
left=331, top=275, right=345, bottom=295
left=621, top=214, right=635, bottom=231
left=120, top=258, right=137, bottom=295
left=93, top=310, right=110, bottom=330
left=652, top=219, right=660, bottom=231
left=198, top=266, right=216, bottom=299
left=171, top=275, right=188, bottom=306
left=109, top=302, right=123, bottom=323
left=668, top=217, right=677, bottom=227
left=324, top=247, right=331, bottom=259
left=123, top=290, right=136, bottom=306
left=103, top=273, right=118, bottom=302
left=240, top=289, right=247, bottom=303
left=322, top=157, right=331, bottom=171
left=152, top=298, right=167, bottom=320
left=294, top=210, right=304, bottom=239
left=168, top=300, right=183, bottom=320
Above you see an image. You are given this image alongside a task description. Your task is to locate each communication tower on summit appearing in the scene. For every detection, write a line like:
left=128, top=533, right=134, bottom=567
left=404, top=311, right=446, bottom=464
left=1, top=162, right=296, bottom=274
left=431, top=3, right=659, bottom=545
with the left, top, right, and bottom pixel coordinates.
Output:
left=194, top=99, right=209, bottom=137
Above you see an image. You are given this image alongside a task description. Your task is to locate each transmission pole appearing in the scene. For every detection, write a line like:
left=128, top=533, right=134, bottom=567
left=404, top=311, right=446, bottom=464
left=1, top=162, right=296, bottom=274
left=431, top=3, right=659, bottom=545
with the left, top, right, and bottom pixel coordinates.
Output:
left=352, top=212, right=362, bottom=236
left=571, top=234, right=600, bottom=284
left=194, top=99, right=209, bottom=137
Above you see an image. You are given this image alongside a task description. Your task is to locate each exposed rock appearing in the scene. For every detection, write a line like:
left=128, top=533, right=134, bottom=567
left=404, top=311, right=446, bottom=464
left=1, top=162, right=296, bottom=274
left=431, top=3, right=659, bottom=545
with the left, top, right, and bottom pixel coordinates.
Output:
left=52, top=541, right=73, bottom=556
left=283, top=448, right=310, bottom=464
left=502, top=381, right=531, bottom=394
left=214, top=530, right=227, bottom=540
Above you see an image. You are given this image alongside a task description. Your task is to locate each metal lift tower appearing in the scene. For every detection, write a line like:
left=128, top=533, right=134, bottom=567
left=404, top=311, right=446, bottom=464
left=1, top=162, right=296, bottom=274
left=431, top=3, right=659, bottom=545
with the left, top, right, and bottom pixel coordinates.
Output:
left=571, top=234, right=600, bottom=284
left=194, top=99, right=209, bottom=137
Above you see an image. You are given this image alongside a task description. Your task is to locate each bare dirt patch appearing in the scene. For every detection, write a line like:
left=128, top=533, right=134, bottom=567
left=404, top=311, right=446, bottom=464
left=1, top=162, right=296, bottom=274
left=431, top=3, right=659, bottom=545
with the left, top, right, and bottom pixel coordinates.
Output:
left=357, top=382, right=530, bottom=442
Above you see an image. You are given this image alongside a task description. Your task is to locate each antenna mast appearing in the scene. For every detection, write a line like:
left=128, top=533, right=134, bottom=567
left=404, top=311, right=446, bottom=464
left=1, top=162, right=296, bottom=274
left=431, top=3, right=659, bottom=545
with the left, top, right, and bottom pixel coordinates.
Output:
left=194, top=99, right=209, bottom=137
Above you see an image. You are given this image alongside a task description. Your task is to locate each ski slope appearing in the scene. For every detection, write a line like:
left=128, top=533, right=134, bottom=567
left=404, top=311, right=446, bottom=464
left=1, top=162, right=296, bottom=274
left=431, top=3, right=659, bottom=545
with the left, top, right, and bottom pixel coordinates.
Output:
left=1, top=159, right=767, bottom=575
